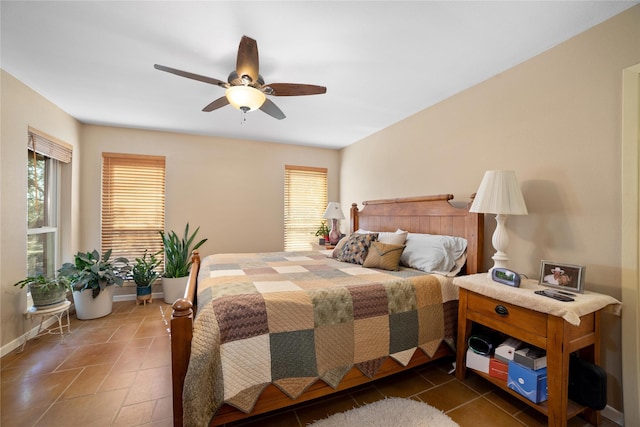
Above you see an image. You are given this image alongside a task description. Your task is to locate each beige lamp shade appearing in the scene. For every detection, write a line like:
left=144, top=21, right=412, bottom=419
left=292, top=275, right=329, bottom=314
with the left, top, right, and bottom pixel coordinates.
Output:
left=470, top=170, right=527, bottom=272
left=470, top=170, right=528, bottom=215
left=322, top=202, right=345, bottom=220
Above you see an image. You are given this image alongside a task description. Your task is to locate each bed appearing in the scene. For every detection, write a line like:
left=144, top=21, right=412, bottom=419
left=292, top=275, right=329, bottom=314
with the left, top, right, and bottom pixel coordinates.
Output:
left=170, top=194, right=484, bottom=427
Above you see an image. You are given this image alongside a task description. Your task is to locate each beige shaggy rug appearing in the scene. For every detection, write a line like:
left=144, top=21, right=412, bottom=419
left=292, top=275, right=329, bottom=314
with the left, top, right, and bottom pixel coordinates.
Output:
left=307, top=398, right=459, bottom=427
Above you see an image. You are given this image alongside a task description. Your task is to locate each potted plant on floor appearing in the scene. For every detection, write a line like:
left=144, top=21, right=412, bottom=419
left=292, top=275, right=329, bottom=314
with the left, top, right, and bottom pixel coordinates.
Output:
left=131, top=249, right=161, bottom=305
left=159, top=223, right=207, bottom=304
left=13, top=275, right=71, bottom=308
left=315, top=220, right=330, bottom=245
left=58, top=249, right=130, bottom=319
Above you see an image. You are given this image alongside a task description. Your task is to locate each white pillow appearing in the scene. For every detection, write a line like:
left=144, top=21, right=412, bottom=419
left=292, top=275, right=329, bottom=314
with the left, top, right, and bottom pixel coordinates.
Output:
left=356, top=229, right=408, bottom=245
left=400, top=233, right=467, bottom=273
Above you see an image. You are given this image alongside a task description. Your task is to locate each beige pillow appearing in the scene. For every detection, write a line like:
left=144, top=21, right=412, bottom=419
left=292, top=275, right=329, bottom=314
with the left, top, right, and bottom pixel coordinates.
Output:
left=363, top=242, right=405, bottom=271
left=332, top=236, right=349, bottom=258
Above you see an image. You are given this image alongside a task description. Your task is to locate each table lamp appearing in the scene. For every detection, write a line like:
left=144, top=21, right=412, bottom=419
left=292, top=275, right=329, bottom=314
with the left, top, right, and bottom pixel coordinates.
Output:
left=322, top=202, right=345, bottom=245
left=469, top=170, right=528, bottom=274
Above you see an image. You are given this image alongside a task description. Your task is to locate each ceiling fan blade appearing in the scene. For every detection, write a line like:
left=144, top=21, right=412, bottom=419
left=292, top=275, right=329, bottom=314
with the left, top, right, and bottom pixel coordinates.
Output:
left=236, top=36, right=259, bottom=84
left=154, top=64, right=227, bottom=88
left=265, top=83, right=327, bottom=96
left=260, top=99, right=286, bottom=120
left=202, top=96, right=230, bottom=112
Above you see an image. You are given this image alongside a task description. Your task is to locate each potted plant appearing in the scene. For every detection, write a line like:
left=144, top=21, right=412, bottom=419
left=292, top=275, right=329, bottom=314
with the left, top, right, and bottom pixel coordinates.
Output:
left=159, top=223, right=207, bottom=304
left=13, top=275, right=70, bottom=308
left=58, top=249, right=130, bottom=319
left=131, top=249, right=161, bottom=305
left=315, top=220, right=330, bottom=245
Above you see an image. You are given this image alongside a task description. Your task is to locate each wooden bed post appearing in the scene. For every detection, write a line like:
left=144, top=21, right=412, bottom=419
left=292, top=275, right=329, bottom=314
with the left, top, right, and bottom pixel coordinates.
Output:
left=171, top=250, right=200, bottom=427
left=350, top=202, right=359, bottom=233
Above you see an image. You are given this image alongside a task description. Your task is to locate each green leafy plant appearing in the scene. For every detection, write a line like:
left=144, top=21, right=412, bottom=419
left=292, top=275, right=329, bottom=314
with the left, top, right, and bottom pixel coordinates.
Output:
left=13, top=274, right=70, bottom=291
left=132, top=250, right=162, bottom=287
left=58, top=249, right=130, bottom=298
left=314, top=220, right=330, bottom=237
left=159, top=223, right=208, bottom=278
left=13, top=275, right=71, bottom=307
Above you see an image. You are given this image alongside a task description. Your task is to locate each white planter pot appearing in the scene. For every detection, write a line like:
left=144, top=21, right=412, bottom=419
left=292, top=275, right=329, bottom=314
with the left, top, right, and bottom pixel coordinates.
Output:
left=72, top=285, right=115, bottom=320
left=162, top=277, right=188, bottom=304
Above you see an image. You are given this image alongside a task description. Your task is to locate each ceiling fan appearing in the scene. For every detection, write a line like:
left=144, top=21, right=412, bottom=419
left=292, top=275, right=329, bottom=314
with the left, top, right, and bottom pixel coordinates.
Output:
left=154, top=35, right=327, bottom=120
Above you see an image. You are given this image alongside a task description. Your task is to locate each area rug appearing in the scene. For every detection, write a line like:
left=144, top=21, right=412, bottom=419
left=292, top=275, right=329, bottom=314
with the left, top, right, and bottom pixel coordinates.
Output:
left=307, top=397, right=459, bottom=427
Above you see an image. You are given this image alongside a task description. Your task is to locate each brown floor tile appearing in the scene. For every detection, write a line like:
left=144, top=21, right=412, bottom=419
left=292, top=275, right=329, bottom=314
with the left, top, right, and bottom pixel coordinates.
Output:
left=448, top=396, right=527, bottom=427
left=35, top=388, right=128, bottom=427
left=1, top=368, right=81, bottom=412
left=417, top=378, right=481, bottom=412
left=110, top=344, right=149, bottom=373
left=123, top=365, right=172, bottom=406
left=60, top=363, right=113, bottom=400
left=232, top=410, right=301, bottom=427
left=151, top=396, right=173, bottom=422
left=113, top=400, right=156, bottom=426
left=134, top=319, right=171, bottom=339
left=484, top=387, right=530, bottom=415
left=1, top=404, right=49, bottom=427
left=296, top=394, right=358, bottom=426
left=141, top=336, right=171, bottom=369
left=99, top=369, right=138, bottom=392
left=349, top=384, right=385, bottom=406
left=373, top=369, right=435, bottom=397
left=58, top=341, right=128, bottom=371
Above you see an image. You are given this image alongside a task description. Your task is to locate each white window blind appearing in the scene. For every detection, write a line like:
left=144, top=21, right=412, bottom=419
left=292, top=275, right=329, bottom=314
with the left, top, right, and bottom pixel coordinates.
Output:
left=101, top=153, right=166, bottom=266
left=284, top=165, right=328, bottom=251
left=28, top=127, right=72, bottom=164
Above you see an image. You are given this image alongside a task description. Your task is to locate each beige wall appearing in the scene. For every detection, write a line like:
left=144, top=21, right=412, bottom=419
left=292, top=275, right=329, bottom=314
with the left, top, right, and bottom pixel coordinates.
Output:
left=79, top=125, right=340, bottom=258
left=341, top=6, right=640, bottom=413
left=0, top=70, right=82, bottom=352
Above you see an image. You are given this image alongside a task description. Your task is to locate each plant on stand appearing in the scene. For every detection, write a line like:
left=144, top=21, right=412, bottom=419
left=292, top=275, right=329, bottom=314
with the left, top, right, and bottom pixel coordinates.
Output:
left=13, top=275, right=71, bottom=308
left=315, top=220, right=330, bottom=245
left=58, top=249, right=130, bottom=319
left=159, top=223, right=207, bottom=304
left=132, top=250, right=161, bottom=306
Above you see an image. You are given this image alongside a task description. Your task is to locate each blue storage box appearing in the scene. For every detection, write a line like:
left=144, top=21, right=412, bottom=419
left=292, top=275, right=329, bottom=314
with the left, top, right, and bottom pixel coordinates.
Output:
left=507, top=360, right=548, bottom=403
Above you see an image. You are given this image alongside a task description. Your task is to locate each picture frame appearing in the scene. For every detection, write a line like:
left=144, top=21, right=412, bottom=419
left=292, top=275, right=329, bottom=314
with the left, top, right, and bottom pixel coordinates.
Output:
left=539, top=260, right=585, bottom=293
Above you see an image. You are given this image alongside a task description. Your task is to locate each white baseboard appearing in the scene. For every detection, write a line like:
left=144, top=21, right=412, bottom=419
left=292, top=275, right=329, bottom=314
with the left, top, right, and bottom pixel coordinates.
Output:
left=602, top=405, right=624, bottom=426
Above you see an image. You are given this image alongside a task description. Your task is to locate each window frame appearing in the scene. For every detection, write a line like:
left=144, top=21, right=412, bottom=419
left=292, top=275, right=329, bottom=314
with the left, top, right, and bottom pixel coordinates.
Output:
left=26, top=127, right=71, bottom=278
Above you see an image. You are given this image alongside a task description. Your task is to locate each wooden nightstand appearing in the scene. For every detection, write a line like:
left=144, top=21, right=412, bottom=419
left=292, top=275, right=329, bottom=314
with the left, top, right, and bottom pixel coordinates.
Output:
left=453, top=273, right=620, bottom=427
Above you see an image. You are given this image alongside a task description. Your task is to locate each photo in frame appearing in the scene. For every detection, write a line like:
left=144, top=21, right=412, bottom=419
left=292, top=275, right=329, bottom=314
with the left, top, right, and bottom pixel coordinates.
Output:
left=539, top=260, right=585, bottom=293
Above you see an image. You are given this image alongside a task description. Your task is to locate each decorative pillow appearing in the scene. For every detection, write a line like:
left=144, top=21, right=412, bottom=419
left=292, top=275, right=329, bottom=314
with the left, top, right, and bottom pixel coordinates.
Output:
left=356, top=229, right=408, bottom=245
left=363, top=242, right=405, bottom=271
left=332, top=235, right=349, bottom=258
left=337, top=233, right=378, bottom=265
left=400, top=233, right=468, bottom=273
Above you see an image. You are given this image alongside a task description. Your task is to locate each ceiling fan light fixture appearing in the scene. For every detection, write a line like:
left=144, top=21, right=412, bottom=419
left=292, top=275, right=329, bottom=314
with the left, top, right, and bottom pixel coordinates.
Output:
left=225, top=85, right=266, bottom=112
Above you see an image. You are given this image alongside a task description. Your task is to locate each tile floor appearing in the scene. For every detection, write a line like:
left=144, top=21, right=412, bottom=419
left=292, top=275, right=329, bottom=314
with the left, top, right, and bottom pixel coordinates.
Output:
left=1, top=300, right=616, bottom=427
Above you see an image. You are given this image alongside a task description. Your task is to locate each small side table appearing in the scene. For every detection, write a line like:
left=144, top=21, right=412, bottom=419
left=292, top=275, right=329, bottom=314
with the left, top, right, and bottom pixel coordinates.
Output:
left=22, top=300, right=72, bottom=352
left=453, top=273, right=620, bottom=427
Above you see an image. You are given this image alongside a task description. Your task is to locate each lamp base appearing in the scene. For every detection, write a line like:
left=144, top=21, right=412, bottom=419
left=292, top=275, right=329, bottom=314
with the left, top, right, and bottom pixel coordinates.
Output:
left=329, top=218, right=341, bottom=245
left=489, top=213, right=510, bottom=274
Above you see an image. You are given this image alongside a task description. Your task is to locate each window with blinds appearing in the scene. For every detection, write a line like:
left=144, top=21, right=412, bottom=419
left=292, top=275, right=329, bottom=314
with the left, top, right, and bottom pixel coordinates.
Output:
left=27, top=128, right=71, bottom=277
left=284, top=165, right=328, bottom=251
left=101, top=153, right=166, bottom=268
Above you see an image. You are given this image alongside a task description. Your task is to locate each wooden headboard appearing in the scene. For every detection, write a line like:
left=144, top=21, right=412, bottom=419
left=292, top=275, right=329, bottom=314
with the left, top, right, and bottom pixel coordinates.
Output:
left=350, top=194, right=484, bottom=274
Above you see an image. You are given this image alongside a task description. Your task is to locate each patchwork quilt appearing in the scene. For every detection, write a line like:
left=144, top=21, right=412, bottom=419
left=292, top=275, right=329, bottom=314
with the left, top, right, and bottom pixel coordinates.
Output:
left=182, top=252, right=459, bottom=427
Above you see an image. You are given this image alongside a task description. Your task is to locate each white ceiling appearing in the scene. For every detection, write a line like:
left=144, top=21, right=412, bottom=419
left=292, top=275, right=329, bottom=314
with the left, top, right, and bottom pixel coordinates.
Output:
left=1, top=1, right=637, bottom=149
